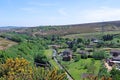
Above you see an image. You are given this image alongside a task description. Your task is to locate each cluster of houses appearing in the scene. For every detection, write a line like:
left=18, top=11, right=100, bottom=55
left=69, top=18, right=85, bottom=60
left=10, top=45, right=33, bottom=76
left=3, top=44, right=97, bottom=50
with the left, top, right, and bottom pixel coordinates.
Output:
left=59, top=49, right=90, bottom=61
left=51, top=39, right=120, bottom=70
left=59, top=48, right=120, bottom=70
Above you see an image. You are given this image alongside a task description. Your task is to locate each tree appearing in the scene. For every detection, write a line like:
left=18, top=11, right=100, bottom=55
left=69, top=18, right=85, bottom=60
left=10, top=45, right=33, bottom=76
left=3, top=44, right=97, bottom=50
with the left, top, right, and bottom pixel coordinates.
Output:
left=74, top=55, right=81, bottom=62
left=77, top=38, right=83, bottom=43
left=0, top=51, right=6, bottom=63
left=98, top=66, right=110, bottom=78
left=34, top=53, right=48, bottom=64
left=72, top=45, right=77, bottom=52
left=96, top=41, right=104, bottom=48
left=81, top=53, right=88, bottom=59
left=84, top=39, right=90, bottom=46
left=102, top=34, right=113, bottom=41
left=51, top=35, right=56, bottom=41
left=93, top=51, right=107, bottom=60
left=117, top=40, right=119, bottom=43
left=110, top=68, right=120, bottom=80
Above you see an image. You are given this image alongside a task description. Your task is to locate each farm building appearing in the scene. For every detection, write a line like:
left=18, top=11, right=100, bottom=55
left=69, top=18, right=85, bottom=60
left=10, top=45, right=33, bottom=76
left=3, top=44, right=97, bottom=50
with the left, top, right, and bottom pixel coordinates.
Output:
left=108, top=50, right=120, bottom=69
left=110, top=50, right=120, bottom=58
left=62, top=49, right=72, bottom=61
left=91, top=38, right=99, bottom=43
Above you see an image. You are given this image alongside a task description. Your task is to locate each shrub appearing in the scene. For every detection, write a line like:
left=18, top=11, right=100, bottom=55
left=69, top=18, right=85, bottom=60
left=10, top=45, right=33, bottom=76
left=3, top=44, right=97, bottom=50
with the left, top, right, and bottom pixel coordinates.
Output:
left=74, top=55, right=81, bottom=62
left=110, top=68, right=120, bottom=80
left=34, top=53, right=48, bottom=64
left=92, top=50, right=107, bottom=60
left=0, top=58, right=32, bottom=80
left=0, top=58, right=67, bottom=80
left=72, top=45, right=77, bottom=52
left=80, top=47, right=85, bottom=50
left=102, top=34, right=113, bottom=41
left=81, top=54, right=88, bottom=59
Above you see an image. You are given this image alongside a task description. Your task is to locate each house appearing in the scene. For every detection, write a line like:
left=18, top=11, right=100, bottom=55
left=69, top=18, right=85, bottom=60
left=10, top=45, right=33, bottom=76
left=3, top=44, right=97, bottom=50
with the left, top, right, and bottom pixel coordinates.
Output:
left=78, top=50, right=89, bottom=55
left=110, top=50, right=120, bottom=60
left=108, top=50, right=120, bottom=68
left=91, top=38, right=99, bottom=43
left=93, top=39, right=99, bottom=43
left=62, top=49, right=72, bottom=61
left=78, top=50, right=90, bottom=58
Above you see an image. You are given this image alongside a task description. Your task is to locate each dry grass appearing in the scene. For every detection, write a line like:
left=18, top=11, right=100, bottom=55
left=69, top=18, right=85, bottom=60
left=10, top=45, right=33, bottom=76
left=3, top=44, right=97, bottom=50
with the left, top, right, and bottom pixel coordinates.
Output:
left=14, top=21, right=120, bottom=36
left=33, top=25, right=120, bottom=37
left=0, top=38, right=17, bottom=50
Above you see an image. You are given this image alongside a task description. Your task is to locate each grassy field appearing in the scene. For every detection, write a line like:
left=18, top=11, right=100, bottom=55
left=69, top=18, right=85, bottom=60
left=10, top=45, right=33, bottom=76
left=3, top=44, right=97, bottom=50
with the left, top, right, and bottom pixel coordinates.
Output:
left=62, top=31, right=120, bottom=39
left=61, top=58, right=101, bottom=80
left=0, top=38, right=17, bottom=50
left=44, top=49, right=59, bottom=69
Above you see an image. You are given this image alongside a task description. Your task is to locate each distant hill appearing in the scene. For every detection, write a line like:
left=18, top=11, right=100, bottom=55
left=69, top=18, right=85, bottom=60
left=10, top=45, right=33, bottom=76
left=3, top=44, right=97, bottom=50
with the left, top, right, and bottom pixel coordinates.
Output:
left=0, top=26, right=28, bottom=34
left=5, top=20, right=120, bottom=36
left=0, top=26, right=26, bottom=29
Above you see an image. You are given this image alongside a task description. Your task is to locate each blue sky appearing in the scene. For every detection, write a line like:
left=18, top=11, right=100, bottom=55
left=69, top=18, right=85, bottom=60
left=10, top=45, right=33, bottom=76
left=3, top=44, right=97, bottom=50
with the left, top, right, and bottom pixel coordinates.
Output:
left=0, top=0, right=120, bottom=26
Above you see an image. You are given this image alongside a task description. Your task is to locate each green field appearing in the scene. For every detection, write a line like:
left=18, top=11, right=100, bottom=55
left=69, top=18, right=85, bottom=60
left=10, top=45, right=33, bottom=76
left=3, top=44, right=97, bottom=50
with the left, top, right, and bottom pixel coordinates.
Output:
left=63, top=31, right=120, bottom=39
left=44, top=49, right=59, bottom=69
left=61, top=58, right=101, bottom=80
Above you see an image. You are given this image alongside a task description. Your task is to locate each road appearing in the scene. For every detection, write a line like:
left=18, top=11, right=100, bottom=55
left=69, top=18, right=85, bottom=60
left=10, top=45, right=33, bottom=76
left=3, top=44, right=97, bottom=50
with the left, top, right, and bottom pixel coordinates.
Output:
left=52, top=49, right=73, bottom=80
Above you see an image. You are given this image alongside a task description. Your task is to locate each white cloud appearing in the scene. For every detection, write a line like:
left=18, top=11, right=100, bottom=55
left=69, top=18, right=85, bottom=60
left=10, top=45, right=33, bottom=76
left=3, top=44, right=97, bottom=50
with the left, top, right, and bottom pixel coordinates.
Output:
left=28, top=2, right=56, bottom=7
left=53, top=7, right=120, bottom=25
left=83, top=7, right=120, bottom=22
left=20, top=7, right=34, bottom=11
left=19, top=6, right=120, bottom=26
left=20, top=7, right=40, bottom=14
left=58, top=8, right=68, bottom=17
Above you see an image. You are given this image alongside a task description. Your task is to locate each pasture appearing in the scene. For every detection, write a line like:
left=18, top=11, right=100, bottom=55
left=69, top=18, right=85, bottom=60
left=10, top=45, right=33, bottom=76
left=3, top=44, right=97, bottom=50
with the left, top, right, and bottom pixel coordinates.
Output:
left=62, top=31, right=120, bottom=39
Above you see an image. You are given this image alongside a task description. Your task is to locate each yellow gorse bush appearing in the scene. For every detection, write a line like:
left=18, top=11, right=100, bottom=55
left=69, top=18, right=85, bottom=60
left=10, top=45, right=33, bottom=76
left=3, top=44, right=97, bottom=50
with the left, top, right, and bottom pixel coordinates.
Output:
left=0, top=58, right=67, bottom=80
left=0, top=58, right=33, bottom=80
left=45, top=68, right=66, bottom=80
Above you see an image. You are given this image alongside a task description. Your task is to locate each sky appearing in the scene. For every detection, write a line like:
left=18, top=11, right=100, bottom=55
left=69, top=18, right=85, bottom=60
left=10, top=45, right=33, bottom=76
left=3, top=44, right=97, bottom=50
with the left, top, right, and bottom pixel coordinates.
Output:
left=0, top=0, right=120, bottom=26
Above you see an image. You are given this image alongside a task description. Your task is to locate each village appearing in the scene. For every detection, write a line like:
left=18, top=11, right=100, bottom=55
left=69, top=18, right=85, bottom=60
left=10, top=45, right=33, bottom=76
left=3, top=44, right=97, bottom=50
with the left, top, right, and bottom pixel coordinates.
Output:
left=50, top=33, right=120, bottom=80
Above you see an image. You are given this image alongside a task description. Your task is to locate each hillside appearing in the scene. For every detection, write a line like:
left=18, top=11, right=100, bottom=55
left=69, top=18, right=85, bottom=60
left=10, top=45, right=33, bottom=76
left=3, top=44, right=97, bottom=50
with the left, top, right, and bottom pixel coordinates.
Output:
left=5, top=20, right=120, bottom=36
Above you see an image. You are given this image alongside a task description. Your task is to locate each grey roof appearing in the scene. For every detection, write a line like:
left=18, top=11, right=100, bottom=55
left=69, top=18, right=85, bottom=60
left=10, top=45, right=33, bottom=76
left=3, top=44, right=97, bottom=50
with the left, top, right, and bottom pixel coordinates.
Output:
left=62, top=49, right=72, bottom=56
left=110, top=50, right=120, bottom=54
left=112, top=56, right=120, bottom=61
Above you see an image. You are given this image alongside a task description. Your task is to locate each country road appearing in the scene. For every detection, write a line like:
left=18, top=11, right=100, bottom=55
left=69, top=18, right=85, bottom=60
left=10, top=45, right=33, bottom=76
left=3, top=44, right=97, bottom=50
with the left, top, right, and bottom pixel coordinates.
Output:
left=52, top=49, right=73, bottom=80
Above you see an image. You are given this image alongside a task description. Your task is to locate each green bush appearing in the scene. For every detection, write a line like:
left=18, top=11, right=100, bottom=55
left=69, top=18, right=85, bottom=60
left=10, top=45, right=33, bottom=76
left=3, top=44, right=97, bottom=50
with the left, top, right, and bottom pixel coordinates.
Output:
left=81, top=54, right=88, bottom=59
left=93, top=50, right=107, bottom=60
left=34, top=53, right=48, bottom=64
left=74, top=55, right=81, bottom=62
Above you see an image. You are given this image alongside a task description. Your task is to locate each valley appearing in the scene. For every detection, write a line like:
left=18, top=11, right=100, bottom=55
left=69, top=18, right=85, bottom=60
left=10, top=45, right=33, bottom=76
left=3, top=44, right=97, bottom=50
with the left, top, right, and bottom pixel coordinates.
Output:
left=0, top=21, right=120, bottom=80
